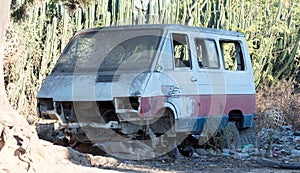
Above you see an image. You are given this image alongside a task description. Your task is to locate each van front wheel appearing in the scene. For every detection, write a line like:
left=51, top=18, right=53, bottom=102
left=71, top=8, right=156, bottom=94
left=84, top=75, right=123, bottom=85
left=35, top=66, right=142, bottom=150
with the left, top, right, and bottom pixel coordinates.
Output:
left=152, top=108, right=179, bottom=160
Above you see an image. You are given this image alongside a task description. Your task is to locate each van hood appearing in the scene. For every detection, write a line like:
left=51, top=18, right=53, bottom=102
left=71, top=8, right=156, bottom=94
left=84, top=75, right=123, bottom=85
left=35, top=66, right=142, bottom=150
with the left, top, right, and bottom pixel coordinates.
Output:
left=37, top=72, right=151, bottom=101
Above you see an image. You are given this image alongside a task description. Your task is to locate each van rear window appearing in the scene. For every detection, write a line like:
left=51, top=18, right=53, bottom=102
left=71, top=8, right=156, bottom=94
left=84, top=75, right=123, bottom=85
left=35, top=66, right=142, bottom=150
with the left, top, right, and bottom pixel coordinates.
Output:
left=220, top=41, right=245, bottom=71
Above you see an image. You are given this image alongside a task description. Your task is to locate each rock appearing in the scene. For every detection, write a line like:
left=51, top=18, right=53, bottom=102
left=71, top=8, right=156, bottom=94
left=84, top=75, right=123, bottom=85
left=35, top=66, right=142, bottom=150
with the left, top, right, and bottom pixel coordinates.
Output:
left=222, top=149, right=230, bottom=153
left=294, top=130, right=300, bottom=136
left=295, top=144, right=300, bottom=150
left=194, top=148, right=208, bottom=156
left=291, top=149, right=300, bottom=157
left=272, top=146, right=281, bottom=156
left=242, top=144, right=254, bottom=153
left=95, top=141, right=155, bottom=160
left=221, top=149, right=231, bottom=157
left=279, top=136, right=293, bottom=143
left=294, top=136, right=300, bottom=143
left=280, top=149, right=290, bottom=155
left=0, top=109, right=118, bottom=173
left=208, top=149, right=218, bottom=156
left=249, top=148, right=259, bottom=156
left=273, top=134, right=281, bottom=143
left=222, top=152, right=230, bottom=157
left=280, top=125, right=293, bottom=133
left=234, top=152, right=249, bottom=159
left=259, top=149, right=267, bottom=156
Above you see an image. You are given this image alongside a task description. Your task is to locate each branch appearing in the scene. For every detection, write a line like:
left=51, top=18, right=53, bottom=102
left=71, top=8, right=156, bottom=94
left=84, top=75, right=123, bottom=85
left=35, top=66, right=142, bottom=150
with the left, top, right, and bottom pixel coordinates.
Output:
left=256, top=158, right=300, bottom=169
left=187, top=0, right=207, bottom=26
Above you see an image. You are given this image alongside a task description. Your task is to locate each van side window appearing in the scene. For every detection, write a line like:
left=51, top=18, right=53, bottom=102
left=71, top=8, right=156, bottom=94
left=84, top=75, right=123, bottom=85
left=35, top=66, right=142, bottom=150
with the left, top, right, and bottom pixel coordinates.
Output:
left=195, top=39, right=219, bottom=68
left=172, top=33, right=191, bottom=68
left=220, top=41, right=245, bottom=71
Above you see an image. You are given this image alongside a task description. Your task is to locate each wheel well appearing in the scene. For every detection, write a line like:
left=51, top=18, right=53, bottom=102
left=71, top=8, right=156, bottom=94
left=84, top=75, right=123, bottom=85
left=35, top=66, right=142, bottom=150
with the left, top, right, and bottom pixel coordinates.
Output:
left=150, top=107, right=175, bottom=134
left=156, top=107, right=176, bottom=127
left=156, top=107, right=175, bottom=118
left=228, top=110, right=243, bottom=129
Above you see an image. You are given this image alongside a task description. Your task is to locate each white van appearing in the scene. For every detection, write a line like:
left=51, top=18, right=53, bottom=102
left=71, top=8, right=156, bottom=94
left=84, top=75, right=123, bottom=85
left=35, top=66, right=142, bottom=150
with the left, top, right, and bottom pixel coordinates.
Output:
left=37, top=24, right=256, bottom=160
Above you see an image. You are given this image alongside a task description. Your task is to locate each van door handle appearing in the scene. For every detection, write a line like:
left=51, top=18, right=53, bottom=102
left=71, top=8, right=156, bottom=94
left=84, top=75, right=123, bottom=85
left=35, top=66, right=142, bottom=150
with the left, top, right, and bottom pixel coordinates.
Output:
left=191, top=77, right=197, bottom=82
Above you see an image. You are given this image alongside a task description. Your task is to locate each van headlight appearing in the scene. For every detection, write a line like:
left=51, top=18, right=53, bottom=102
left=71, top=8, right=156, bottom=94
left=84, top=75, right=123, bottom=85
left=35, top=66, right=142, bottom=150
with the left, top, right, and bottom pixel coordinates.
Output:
left=114, top=97, right=140, bottom=112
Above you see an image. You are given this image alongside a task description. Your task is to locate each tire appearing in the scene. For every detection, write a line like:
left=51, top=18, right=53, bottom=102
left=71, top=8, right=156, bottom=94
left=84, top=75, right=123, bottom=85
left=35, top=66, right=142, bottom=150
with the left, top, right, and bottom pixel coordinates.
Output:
left=220, top=122, right=242, bottom=150
left=178, top=143, right=194, bottom=157
left=153, top=109, right=179, bottom=160
left=240, top=127, right=261, bottom=147
left=167, top=141, right=179, bottom=160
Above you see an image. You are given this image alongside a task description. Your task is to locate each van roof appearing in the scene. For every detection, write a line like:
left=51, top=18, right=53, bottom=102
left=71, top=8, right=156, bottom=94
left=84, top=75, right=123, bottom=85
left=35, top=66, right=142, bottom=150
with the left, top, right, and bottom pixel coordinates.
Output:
left=75, top=24, right=244, bottom=37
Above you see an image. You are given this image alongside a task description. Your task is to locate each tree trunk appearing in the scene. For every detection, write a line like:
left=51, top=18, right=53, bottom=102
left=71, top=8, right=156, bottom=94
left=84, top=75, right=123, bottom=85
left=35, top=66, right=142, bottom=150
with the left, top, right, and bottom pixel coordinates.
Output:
left=0, top=0, right=11, bottom=108
left=0, top=1, right=40, bottom=171
left=0, top=0, right=19, bottom=125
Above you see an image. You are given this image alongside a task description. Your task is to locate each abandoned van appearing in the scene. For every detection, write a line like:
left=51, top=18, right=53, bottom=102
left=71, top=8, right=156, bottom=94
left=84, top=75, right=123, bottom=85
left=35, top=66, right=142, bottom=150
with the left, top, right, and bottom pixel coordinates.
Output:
left=37, top=24, right=256, bottom=160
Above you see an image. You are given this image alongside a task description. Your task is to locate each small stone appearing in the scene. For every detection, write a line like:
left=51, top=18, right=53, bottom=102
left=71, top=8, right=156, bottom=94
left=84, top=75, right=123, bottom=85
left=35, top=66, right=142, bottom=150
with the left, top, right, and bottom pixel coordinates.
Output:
left=287, top=136, right=294, bottom=142
left=294, top=136, right=300, bottom=143
left=235, top=152, right=249, bottom=159
left=229, top=150, right=237, bottom=155
left=280, top=125, right=293, bottom=132
left=259, top=149, right=266, bottom=156
left=222, top=150, right=230, bottom=157
left=249, top=148, right=259, bottom=156
left=280, top=149, right=290, bottom=155
left=195, top=148, right=207, bottom=156
left=272, top=144, right=283, bottom=148
left=209, top=150, right=217, bottom=155
left=291, top=149, right=300, bottom=157
left=280, top=136, right=292, bottom=143
left=242, top=144, right=254, bottom=153
left=273, top=146, right=281, bottom=152
left=199, top=156, right=207, bottom=159
left=294, top=130, right=300, bottom=136
left=236, top=148, right=242, bottom=153
left=282, top=156, right=291, bottom=161
left=273, top=135, right=281, bottom=143
left=295, top=144, right=300, bottom=150
left=222, top=152, right=230, bottom=157
left=222, top=149, right=230, bottom=154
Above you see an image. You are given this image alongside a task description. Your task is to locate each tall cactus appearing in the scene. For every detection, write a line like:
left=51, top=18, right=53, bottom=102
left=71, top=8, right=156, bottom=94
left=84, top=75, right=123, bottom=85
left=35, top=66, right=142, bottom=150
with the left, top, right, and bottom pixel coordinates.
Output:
left=4, top=0, right=300, bottom=117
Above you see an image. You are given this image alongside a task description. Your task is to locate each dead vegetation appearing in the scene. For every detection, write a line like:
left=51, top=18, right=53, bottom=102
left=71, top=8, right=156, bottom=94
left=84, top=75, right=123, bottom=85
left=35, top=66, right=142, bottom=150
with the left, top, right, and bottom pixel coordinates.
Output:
left=256, top=80, right=300, bottom=130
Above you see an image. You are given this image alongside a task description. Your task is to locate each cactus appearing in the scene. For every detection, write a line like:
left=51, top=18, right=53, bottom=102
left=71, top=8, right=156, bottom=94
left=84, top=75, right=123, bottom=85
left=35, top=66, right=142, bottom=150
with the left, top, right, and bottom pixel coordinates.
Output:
left=4, top=0, right=300, bottom=117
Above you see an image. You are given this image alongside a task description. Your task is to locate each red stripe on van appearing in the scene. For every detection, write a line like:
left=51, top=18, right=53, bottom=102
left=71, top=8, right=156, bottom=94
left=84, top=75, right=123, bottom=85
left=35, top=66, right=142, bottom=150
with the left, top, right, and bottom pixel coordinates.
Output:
left=140, top=94, right=256, bottom=117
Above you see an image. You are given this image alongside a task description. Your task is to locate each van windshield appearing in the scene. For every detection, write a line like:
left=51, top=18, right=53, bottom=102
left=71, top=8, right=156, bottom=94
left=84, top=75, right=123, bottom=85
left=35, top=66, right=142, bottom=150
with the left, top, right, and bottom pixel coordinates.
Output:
left=54, top=28, right=163, bottom=73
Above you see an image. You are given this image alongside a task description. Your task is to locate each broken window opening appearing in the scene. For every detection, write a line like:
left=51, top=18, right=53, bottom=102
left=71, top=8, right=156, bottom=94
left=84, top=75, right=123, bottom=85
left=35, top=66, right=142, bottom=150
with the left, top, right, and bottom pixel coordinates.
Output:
left=195, top=39, right=219, bottom=69
left=220, top=41, right=245, bottom=71
left=172, top=33, right=191, bottom=68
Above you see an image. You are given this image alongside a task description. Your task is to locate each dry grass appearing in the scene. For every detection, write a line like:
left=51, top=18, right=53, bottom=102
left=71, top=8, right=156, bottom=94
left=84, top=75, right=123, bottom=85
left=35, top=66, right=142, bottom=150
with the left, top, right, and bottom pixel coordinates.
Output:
left=256, top=80, right=300, bottom=130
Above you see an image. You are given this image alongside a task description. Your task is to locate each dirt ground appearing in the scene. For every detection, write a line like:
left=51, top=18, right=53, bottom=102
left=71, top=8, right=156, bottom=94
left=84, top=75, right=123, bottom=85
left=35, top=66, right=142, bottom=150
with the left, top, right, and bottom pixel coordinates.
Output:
left=84, top=154, right=299, bottom=173
left=1, top=119, right=300, bottom=173
left=1, top=105, right=299, bottom=173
